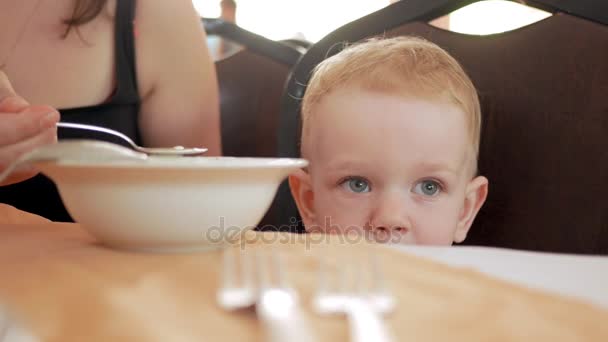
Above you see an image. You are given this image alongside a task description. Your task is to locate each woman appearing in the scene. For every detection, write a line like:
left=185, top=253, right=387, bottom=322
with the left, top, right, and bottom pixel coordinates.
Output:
left=0, top=0, right=222, bottom=221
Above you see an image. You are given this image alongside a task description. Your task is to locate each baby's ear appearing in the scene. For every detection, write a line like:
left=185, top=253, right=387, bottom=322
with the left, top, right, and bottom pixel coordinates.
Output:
left=454, top=176, right=489, bottom=243
left=288, top=169, right=316, bottom=228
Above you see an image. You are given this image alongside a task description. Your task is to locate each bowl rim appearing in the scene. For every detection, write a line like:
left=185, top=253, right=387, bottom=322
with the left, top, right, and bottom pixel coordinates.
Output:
left=36, top=156, right=309, bottom=170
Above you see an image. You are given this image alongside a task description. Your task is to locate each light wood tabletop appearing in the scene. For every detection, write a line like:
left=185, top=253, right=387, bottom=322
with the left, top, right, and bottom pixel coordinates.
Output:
left=1, top=204, right=607, bottom=341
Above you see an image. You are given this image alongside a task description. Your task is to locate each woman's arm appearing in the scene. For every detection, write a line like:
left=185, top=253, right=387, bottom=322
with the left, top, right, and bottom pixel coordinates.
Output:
left=135, top=0, right=222, bottom=155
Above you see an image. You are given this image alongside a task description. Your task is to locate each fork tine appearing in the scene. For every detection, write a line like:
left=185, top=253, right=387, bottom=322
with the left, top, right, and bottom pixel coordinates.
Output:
left=256, top=248, right=271, bottom=288
left=273, top=249, right=286, bottom=288
left=241, top=247, right=254, bottom=289
left=341, top=256, right=361, bottom=295
left=221, top=247, right=236, bottom=288
left=339, top=258, right=350, bottom=294
left=256, top=249, right=317, bottom=342
left=217, top=246, right=258, bottom=311
left=356, top=262, right=365, bottom=295
left=369, top=252, right=386, bottom=293
left=317, top=258, right=330, bottom=294
left=368, top=251, right=397, bottom=314
left=369, top=252, right=378, bottom=288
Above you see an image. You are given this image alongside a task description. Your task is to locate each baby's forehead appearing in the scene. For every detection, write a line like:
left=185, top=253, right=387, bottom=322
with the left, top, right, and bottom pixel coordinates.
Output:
left=306, top=86, right=471, bottom=137
left=303, top=88, right=476, bottom=174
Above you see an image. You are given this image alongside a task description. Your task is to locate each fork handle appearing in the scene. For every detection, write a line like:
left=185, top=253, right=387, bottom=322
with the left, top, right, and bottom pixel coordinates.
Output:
left=347, top=299, right=393, bottom=342
left=259, top=312, right=316, bottom=342
left=257, top=293, right=316, bottom=342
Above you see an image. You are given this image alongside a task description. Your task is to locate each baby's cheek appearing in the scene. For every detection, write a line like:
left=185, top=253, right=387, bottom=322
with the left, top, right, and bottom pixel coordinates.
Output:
left=314, top=203, right=369, bottom=234
left=413, top=213, right=461, bottom=245
left=415, top=232, right=454, bottom=246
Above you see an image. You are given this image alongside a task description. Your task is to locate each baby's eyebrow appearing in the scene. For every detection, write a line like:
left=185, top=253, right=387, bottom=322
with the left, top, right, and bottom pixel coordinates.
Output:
left=415, top=162, right=460, bottom=175
left=324, top=159, right=366, bottom=171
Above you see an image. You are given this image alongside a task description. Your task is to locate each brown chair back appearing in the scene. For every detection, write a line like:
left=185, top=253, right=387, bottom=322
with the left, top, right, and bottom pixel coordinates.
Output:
left=386, top=15, right=608, bottom=253
left=274, top=1, right=608, bottom=254
left=215, top=49, right=293, bottom=157
left=204, top=17, right=302, bottom=157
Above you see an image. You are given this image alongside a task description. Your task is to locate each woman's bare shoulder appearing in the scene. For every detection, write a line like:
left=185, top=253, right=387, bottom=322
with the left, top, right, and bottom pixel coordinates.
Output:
left=133, top=0, right=207, bottom=98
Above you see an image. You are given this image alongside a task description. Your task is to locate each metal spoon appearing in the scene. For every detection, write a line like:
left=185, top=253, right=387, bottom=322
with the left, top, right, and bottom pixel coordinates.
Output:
left=57, top=122, right=208, bottom=156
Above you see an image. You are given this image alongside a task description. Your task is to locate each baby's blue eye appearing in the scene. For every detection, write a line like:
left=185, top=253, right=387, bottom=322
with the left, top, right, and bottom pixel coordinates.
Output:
left=342, top=177, right=370, bottom=193
left=413, top=180, right=442, bottom=196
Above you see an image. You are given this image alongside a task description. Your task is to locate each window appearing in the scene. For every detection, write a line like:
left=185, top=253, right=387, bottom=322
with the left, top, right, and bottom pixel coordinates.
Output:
left=447, top=1, right=551, bottom=35
left=193, top=0, right=391, bottom=42
left=194, top=0, right=551, bottom=42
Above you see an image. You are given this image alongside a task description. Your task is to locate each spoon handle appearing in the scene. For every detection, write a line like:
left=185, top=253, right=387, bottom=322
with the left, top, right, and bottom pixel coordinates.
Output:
left=57, top=122, right=137, bottom=149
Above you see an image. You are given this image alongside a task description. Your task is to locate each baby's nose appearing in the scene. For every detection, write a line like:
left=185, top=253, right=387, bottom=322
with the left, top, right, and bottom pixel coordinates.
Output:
left=367, top=223, right=411, bottom=245
left=368, top=193, right=412, bottom=242
left=372, top=225, right=409, bottom=234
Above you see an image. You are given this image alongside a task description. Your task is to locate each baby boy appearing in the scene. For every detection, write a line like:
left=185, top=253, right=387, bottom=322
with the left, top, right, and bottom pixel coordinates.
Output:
left=289, top=36, right=488, bottom=245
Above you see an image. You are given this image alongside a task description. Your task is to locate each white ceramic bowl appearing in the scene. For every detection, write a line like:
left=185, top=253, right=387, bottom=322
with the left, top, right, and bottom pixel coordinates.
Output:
left=36, top=150, right=307, bottom=253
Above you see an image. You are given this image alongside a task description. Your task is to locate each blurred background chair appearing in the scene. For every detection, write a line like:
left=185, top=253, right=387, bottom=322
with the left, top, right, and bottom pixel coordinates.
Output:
left=271, top=0, right=608, bottom=254
left=202, top=17, right=303, bottom=158
left=279, top=38, right=313, bottom=54
left=202, top=18, right=304, bottom=227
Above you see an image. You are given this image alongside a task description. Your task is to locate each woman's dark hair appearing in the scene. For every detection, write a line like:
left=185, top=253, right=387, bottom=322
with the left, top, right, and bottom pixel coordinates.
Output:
left=62, top=0, right=109, bottom=37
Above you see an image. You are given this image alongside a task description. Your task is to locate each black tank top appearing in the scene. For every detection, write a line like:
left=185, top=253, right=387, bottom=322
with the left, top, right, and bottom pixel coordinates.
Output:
left=0, top=0, right=140, bottom=222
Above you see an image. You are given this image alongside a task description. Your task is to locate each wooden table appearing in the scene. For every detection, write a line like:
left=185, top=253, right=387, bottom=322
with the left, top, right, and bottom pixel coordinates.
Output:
left=1, top=204, right=607, bottom=341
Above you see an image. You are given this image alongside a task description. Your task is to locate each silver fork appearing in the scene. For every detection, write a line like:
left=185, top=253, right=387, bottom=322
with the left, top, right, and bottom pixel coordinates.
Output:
left=217, top=246, right=256, bottom=311
left=313, top=253, right=396, bottom=342
left=217, top=247, right=316, bottom=342
left=0, top=306, right=39, bottom=342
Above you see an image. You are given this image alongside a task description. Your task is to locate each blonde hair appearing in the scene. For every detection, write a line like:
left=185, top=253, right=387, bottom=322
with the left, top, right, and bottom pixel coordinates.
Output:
left=301, top=36, right=481, bottom=167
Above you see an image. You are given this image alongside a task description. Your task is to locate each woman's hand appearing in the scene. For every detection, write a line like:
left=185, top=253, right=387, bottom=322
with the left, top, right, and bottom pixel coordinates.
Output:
left=0, top=71, right=60, bottom=186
